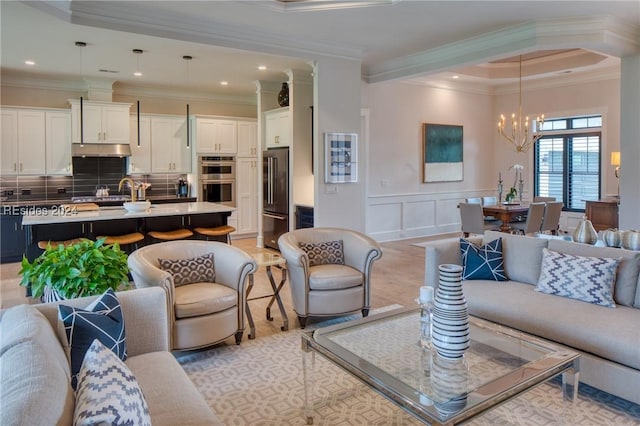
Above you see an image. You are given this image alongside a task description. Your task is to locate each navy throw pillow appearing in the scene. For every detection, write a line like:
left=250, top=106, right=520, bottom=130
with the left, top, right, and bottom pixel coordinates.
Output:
left=58, top=289, right=127, bottom=390
left=460, top=238, right=507, bottom=281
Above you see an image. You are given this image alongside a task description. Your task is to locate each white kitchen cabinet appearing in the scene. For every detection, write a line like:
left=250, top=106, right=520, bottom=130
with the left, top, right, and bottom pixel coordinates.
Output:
left=195, top=118, right=237, bottom=154
left=150, top=116, right=192, bottom=173
left=45, top=111, right=72, bottom=176
left=237, top=120, right=258, bottom=157
left=128, top=115, right=152, bottom=174
left=1, top=109, right=46, bottom=176
left=69, top=100, right=130, bottom=144
left=235, top=157, right=258, bottom=234
left=264, top=107, right=290, bottom=149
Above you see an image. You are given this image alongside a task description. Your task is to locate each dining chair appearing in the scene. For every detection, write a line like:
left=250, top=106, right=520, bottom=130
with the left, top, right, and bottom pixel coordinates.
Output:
left=540, top=201, right=563, bottom=235
left=465, top=197, right=482, bottom=204
left=480, top=196, right=500, bottom=224
left=482, top=196, right=497, bottom=206
left=534, top=196, right=556, bottom=202
left=511, top=202, right=546, bottom=235
left=460, top=202, right=499, bottom=237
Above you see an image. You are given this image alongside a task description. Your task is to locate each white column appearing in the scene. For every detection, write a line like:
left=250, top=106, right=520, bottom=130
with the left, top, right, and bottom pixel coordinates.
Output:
left=619, top=54, right=640, bottom=230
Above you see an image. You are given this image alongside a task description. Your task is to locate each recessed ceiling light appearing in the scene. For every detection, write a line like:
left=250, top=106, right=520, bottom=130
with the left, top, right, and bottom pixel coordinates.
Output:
left=452, top=75, right=460, bottom=79
left=134, top=71, right=142, bottom=77
left=258, top=65, right=267, bottom=71
left=220, top=81, right=229, bottom=86
left=25, top=60, right=35, bottom=66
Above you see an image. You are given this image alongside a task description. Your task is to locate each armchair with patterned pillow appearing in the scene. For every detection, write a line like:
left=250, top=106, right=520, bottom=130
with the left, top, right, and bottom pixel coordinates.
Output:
left=278, top=227, right=382, bottom=328
left=127, top=240, right=256, bottom=350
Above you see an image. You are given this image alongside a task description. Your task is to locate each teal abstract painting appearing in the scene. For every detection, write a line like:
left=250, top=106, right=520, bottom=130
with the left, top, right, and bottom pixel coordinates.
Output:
left=423, top=123, right=463, bottom=182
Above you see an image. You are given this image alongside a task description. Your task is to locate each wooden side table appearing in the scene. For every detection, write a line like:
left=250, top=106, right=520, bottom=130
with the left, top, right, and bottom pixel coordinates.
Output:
left=245, top=250, right=289, bottom=339
left=585, top=199, right=619, bottom=231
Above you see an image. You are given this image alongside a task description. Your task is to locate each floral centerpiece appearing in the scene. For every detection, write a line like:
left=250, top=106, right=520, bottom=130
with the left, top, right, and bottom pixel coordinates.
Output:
left=505, top=164, right=524, bottom=202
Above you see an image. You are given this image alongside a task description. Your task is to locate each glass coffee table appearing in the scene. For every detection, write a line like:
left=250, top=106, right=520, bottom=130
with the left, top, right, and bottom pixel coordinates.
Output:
left=301, top=307, right=580, bottom=425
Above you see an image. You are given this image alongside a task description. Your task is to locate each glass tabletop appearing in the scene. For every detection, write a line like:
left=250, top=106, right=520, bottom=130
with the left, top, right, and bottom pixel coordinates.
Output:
left=246, top=249, right=286, bottom=267
left=303, top=307, right=579, bottom=424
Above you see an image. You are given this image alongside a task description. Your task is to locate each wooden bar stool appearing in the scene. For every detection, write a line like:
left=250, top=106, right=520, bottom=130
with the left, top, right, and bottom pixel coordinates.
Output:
left=147, top=229, right=194, bottom=242
left=37, top=238, right=87, bottom=250
left=96, top=232, right=145, bottom=253
left=193, top=225, right=235, bottom=244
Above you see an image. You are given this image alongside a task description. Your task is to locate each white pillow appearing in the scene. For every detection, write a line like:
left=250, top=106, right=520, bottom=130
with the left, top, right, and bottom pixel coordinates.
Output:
left=74, top=339, right=151, bottom=426
left=536, top=248, right=620, bottom=308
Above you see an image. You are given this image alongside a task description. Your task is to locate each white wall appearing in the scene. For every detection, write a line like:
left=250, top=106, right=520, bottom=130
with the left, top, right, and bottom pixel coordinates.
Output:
left=362, top=73, right=624, bottom=241
left=362, top=81, right=495, bottom=241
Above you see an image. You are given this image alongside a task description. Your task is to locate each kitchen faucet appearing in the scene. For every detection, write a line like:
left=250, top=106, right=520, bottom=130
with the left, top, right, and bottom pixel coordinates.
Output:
left=118, top=177, right=137, bottom=202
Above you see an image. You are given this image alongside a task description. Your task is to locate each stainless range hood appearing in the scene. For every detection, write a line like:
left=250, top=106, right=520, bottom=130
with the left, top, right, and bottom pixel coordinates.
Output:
left=72, top=143, right=131, bottom=157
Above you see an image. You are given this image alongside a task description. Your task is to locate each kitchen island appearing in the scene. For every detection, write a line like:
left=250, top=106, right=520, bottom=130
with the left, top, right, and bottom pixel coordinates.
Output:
left=22, top=202, right=235, bottom=261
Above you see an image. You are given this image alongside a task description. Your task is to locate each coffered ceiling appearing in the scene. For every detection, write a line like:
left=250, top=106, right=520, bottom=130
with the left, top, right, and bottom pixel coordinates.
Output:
left=1, top=1, right=639, bottom=101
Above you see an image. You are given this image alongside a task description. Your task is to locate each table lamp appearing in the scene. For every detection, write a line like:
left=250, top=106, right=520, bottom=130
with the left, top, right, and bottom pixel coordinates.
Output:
left=611, top=151, right=620, bottom=197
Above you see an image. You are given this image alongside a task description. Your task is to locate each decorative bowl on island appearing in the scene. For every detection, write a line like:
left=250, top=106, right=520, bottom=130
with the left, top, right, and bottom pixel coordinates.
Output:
left=123, top=201, right=151, bottom=212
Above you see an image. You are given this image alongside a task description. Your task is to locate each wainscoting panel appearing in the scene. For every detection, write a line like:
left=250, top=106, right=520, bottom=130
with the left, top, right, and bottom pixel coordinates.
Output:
left=367, top=192, right=585, bottom=242
left=367, top=192, right=473, bottom=242
left=437, top=198, right=464, bottom=227
left=404, top=200, right=435, bottom=230
left=367, top=202, right=403, bottom=236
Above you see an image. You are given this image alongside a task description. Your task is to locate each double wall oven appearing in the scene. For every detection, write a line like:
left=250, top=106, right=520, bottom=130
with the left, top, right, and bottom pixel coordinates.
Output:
left=199, top=156, right=235, bottom=206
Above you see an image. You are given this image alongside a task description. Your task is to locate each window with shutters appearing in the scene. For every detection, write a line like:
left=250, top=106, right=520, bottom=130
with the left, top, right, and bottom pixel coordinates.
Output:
left=534, top=115, right=602, bottom=212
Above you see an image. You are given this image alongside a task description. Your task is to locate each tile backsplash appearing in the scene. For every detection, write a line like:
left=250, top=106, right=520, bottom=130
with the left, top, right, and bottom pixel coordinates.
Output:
left=1, top=157, right=189, bottom=202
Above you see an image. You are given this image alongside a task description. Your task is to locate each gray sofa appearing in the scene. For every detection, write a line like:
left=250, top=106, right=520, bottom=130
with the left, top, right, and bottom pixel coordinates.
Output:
left=0, top=287, right=222, bottom=426
left=424, top=230, right=640, bottom=405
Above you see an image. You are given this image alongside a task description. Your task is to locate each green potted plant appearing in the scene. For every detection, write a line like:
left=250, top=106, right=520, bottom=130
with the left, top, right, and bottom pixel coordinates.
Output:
left=20, top=238, right=130, bottom=302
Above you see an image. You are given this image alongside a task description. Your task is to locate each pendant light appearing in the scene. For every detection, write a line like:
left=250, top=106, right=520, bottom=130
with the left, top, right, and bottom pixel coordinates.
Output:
left=76, top=41, right=86, bottom=146
left=132, top=48, right=143, bottom=77
left=183, top=55, right=192, bottom=148
left=133, top=49, right=143, bottom=147
left=497, top=55, right=545, bottom=153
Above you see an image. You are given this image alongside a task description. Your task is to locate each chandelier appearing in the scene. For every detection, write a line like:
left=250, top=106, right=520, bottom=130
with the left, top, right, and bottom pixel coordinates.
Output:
left=497, top=55, right=545, bottom=153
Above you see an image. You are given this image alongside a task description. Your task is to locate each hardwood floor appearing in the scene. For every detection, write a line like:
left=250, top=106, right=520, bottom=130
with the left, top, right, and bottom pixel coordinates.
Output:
left=0, top=234, right=457, bottom=332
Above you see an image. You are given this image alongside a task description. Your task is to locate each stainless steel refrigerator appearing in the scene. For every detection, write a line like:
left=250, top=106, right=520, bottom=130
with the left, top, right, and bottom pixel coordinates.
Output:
left=263, top=147, right=289, bottom=250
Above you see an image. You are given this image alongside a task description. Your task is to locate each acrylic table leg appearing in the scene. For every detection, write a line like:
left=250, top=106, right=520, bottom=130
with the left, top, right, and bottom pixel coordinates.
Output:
left=245, top=274, right=256, bottom=339
left=562, top=366, right=579, bottom=403
left=302, top=343, right=315, bottom=425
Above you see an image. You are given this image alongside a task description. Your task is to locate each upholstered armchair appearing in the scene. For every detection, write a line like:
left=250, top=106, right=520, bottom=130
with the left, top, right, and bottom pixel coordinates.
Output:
left=278, top=227, right=382, bottom=328
left=128, top=240, right=256, bottom=350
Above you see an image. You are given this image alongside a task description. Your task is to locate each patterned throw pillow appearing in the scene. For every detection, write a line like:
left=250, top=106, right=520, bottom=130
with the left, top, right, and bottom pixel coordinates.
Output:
left=158, top=253, right=215, bottom=287
left=460, top=238, right=507, bottom=281
left=536, top=248, right=620, bottom=308
left=58, top=289, right=127, bottom=390
left=74, top=339, right=151, bottom=426
left=299, top=240, right=345, bottom=267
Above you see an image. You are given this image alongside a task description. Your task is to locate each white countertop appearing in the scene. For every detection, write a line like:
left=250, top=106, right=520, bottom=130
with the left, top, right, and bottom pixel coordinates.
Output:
left=22, top=202, right=235, bottom=226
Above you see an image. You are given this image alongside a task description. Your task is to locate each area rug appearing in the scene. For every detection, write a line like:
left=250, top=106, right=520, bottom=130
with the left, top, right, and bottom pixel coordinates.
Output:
left=176, top=306, right=640, bottom=426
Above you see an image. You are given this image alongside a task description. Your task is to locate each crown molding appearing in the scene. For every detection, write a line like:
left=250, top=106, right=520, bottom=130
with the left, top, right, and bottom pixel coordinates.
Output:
left=0, top=72, right=85, bottom=92
left=1, top=71, right=256, bottom=105
left=491, top=67, right=620, bottom=96
left=115, top=84, right=257, bottom=106
left=248, top=0, right=401, bottom=13
left=364, top=16, right=639, bottom=84
left=67, top=1, right=362, bottom=62
left=398, top=65, right=620, bottom=97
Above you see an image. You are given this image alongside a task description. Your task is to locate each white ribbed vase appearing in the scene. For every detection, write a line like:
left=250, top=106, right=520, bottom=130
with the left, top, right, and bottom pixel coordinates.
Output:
left=431, top=264, right=470, bottom=359
left=41, top=285, right=65, bottom=303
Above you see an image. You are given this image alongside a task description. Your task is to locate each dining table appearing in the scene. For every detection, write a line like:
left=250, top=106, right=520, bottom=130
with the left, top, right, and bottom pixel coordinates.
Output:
left=482, top=202, right=531, bottom=232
